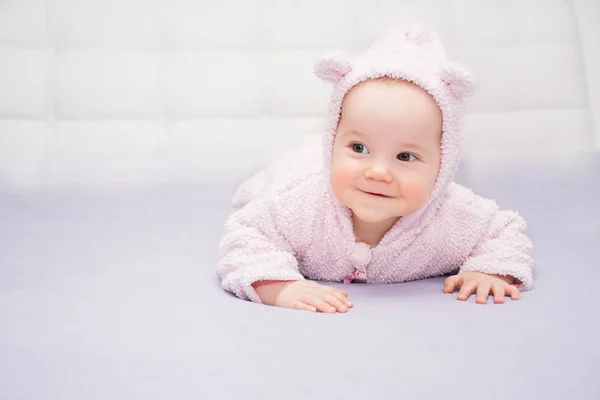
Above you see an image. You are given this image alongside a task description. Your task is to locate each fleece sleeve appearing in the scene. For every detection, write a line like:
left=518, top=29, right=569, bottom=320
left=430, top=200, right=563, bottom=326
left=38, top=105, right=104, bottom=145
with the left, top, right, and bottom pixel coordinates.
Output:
left=459, top=209, right=534, bottom=290
left=217, top=195, right=305, bottom=303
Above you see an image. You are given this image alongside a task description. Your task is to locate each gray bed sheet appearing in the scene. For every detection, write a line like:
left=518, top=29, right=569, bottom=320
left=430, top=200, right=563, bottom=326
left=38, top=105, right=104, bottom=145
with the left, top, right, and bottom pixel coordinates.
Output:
left=1, top=157, right=599, bottom=400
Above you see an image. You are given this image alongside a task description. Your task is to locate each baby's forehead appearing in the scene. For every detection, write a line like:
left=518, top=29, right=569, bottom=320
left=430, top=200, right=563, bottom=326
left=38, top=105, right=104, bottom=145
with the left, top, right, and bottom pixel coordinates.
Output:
left=340, top=78, right=442, bottom=134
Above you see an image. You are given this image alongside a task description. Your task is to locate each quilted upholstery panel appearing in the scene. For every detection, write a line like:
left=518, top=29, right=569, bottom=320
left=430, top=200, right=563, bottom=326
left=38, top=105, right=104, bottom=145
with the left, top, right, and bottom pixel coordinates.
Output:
left=0, top=0, right=598, bottom=189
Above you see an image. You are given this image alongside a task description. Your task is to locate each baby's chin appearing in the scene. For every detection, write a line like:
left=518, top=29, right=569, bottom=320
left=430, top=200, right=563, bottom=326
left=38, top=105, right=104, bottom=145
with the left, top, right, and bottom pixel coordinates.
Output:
left=350, top=207, right=404, bottom=224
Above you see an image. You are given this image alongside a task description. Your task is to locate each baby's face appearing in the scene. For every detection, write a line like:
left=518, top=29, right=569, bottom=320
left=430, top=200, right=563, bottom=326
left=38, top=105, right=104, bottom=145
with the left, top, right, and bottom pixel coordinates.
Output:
left=330, top=78, right=443, bottom=225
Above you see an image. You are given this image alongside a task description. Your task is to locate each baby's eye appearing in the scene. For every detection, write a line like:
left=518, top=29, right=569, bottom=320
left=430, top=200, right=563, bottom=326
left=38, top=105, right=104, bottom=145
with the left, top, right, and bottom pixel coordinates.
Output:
left=397, top=152, right=417, bottom=162
left=351, top=143, right=369, bottom=154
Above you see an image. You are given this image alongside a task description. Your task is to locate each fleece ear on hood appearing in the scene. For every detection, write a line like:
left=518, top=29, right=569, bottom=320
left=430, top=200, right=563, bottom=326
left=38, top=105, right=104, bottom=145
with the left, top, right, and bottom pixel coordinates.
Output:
left=314, top=23, right=475, bottom=237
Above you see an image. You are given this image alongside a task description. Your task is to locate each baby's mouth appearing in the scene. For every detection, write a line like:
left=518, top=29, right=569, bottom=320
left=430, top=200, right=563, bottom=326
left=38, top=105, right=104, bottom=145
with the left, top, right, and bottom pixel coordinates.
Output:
left=360, top=190, right=393, bottom=198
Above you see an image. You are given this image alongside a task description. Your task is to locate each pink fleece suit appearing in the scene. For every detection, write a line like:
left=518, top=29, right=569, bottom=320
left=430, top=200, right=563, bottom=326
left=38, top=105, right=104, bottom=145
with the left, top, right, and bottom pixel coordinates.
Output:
left=217, top=25, right=534, bottom=303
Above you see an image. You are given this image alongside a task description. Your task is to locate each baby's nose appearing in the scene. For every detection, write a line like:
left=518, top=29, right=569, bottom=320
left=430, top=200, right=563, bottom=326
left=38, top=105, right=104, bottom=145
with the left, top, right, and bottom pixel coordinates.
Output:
left=364, top=164, right=392, bottom=183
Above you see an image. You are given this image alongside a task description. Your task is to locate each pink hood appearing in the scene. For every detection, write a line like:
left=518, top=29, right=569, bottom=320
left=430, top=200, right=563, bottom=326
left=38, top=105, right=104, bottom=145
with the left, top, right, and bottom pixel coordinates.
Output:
left=315, top=24, right=475, bottom=247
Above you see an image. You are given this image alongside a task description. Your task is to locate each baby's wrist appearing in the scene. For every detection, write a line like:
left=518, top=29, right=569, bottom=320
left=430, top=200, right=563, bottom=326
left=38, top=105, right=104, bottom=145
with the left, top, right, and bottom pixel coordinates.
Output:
left=252, top=280, right=294, bottom=305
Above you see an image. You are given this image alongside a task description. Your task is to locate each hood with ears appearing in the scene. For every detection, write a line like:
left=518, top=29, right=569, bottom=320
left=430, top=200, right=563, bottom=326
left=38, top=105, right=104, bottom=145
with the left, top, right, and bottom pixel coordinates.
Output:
left=314, top=24, right=475, bottom=240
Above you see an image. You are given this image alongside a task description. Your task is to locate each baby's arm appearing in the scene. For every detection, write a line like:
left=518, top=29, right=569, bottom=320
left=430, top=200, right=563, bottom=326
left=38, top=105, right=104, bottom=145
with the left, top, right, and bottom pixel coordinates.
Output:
left=218, top=195, right=351, bottom=312
left=218, top=195, right=305, bottom=303
left=458, top=209, right=533, bottom=290
left=443, top=208, right=534, bottom=304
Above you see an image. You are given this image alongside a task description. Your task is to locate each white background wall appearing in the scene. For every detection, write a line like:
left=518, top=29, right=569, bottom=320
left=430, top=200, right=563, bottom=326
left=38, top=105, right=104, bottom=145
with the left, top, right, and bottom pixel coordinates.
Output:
left=0, top=0, right=598, bottom=191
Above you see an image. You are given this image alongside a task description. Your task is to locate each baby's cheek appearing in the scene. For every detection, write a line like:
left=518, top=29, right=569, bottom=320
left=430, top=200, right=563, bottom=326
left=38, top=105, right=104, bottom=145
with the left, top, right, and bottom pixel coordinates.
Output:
left=331, top=161, right=362, bottom=207
left=330, top=168, right=351, bottom=201
left=400, top=171, right=433, bottom=204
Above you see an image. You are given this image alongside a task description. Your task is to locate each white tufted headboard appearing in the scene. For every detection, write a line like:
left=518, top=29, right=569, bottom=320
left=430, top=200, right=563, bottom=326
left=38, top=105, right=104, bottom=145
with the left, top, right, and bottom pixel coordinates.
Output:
left=0, top=0, right=598, bottom=191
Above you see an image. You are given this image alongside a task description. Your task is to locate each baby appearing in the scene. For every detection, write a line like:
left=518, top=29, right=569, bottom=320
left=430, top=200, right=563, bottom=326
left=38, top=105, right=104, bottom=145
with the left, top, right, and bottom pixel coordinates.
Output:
left=217, top=25, right=533, bottom=313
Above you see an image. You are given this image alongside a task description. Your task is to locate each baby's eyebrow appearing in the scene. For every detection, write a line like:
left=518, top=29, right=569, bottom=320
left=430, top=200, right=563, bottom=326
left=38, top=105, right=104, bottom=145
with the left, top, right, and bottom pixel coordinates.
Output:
left=397, top=142, right=426, bottom=151
left=341, top=129, right=367, bottom=137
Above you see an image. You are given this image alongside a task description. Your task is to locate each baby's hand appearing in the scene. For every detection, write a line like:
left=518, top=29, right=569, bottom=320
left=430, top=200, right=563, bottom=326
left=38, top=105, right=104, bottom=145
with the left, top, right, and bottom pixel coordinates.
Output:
left=443, top=271, right=520, bottom=304
left=273, top=280, right=353, bottom=313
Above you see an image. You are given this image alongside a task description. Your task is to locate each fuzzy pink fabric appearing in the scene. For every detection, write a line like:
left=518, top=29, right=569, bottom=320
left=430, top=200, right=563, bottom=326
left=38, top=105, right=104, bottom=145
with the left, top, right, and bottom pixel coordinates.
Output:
left=218, top=25, right=533, bottom=303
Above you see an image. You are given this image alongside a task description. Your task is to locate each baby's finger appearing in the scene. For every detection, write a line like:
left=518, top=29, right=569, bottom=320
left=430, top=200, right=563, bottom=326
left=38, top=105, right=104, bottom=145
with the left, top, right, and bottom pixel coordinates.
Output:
left=306, top=296, right=337, bottom=313
left=457, top=280, right=477, bottom=301
left=476, top=283, right=491, bottom=304
left=443, top=275, right=461, bottom=293
left=505, top=285, right=521, bottom=301
left=292, top=301, right=317, bottom=312
left=491, top=283, right=505, bottom=304
left=321, top=284, right=348, bottom=297
left=322, top=294, right=349, bottom=313
left=331, top=287, right=349, bottom=297
left=331, top=291, right=353, bottom=308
